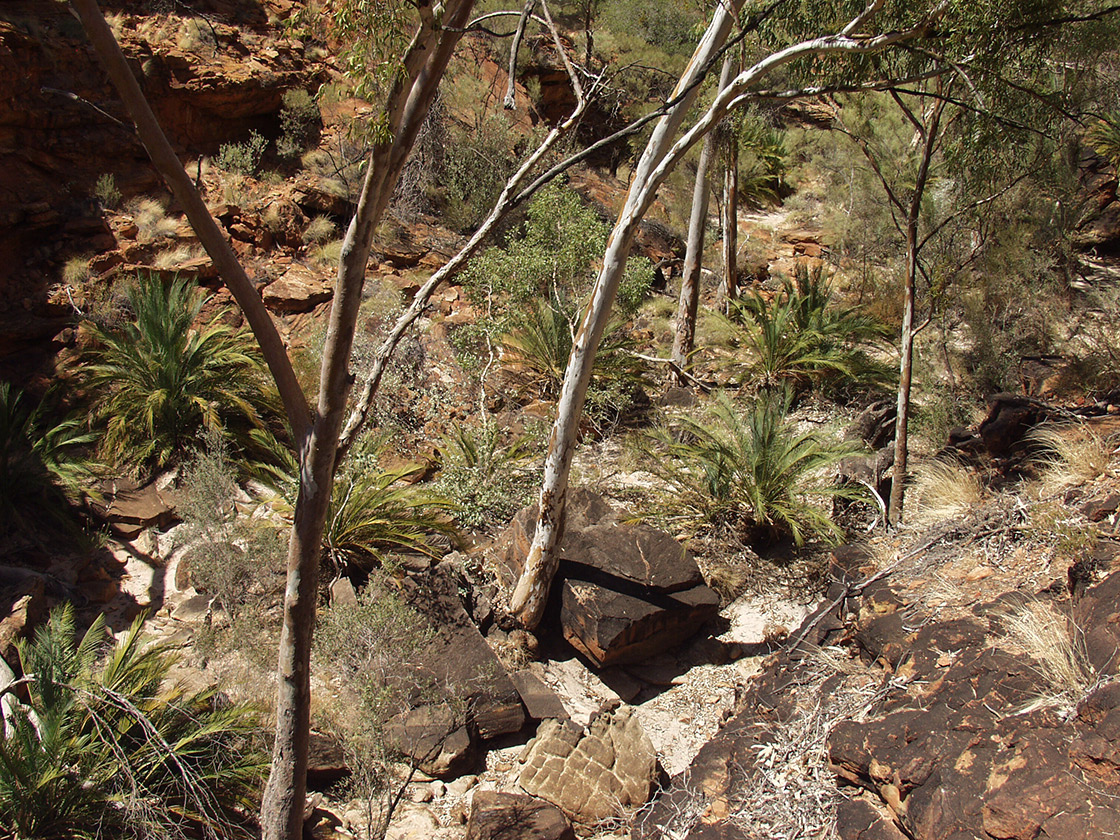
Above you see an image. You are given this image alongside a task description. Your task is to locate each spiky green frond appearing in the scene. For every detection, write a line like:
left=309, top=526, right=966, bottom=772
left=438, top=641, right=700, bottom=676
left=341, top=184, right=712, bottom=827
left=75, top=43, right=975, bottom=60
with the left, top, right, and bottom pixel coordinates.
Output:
left=83, top=274, right=280, bottom=473
left=0, top=604, right=264, bottom=839
left=644, top=391, right=858, bottom=547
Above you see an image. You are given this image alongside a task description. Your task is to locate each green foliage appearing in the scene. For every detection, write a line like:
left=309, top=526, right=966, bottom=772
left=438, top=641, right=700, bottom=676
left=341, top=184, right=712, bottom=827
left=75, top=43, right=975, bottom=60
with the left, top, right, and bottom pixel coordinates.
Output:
left=0, top=604, right=264, bottom=839
left=178, top=435, right=284, bottom=625
left=1087, top=117, right=1120, bottom=173
left=735, top=114, right=788, bottom=208
left=0, top=382, right=97, bottom=538
left=216, top=131, right=268, bottom=176
left=94, top=173, right=121, bottom=209
left=597, top=0, right=704, bottom=55
left=314, top=580, right=438, bottom=839
left=254, top=433, right=459, bottom=577
left=440, top=109, right=519, bottom=232
left=642, top=391, right=856, bottom=547
left=464, top=182, right=653, bottom=421
left=726, top=265, right=892, bottom=395
left=433, top=419, right=539, bottom=531
left=302, top=214, right=337, bottom=244
left=82, top=273, right=279, bottom=473
left=277, top=89, right=320, bottom=159
left=499, top=296, right=648, bottom=430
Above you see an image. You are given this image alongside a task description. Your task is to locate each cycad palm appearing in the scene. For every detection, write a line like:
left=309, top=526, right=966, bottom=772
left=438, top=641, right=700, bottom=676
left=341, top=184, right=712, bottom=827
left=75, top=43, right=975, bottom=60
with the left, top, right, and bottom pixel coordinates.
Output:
left=728, top=264, right=890, bottom=395
left=647, top=391, right=853, bottom=546
left=84, top=274, right=278, bottom=472
left=0, top=604, right=264, bottom=839
left=0, top=382, right=97, bottom=536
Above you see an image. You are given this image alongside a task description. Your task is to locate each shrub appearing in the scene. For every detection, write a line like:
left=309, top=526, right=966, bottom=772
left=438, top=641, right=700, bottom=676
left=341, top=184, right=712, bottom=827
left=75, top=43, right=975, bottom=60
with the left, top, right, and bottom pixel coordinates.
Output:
left=94, top=173, right=121, bottom=209
left=129, top=196, right=178, bottom=243
left=643, top=390, right=856, bottom=547
left=0, top=382, right=97, bottom=538
left=253, top=433, right=459, bottom=578
left=433, top=419, right=539, bottom=531
left=0, top=604, right=265, bottom=839
left=301, top=214, right=336, bottom=245
left=277, top=89, right=320, bottom=158
left=499, top=296, right=648, bottom=431
left=217, top=131, right=268, bottom=176
left=726, top=264, right=892, bottom=396
left=82, top=273, right=279, bottom=473
left=1086, top=117, right=1120, bottom=174
left=909, top=457, right=985, bottom=523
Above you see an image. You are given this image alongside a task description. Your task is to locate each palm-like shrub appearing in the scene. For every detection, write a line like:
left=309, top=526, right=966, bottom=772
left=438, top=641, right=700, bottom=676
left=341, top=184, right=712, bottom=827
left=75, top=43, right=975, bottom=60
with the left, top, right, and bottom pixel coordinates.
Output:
left=253, top=433, right=459, bottom=576
left=0, top=605, right=264, bottom=839
left=727, top=265, right=891, bottom=395
left=644, top=391, right=855, bottom=546
left=499, top=296, right=648, bottom=428
left=83, top=274, right=278, bottom=472
left=1087, top=117, right=1120, bottom=174
left=0, top=382, right=97, bottom=536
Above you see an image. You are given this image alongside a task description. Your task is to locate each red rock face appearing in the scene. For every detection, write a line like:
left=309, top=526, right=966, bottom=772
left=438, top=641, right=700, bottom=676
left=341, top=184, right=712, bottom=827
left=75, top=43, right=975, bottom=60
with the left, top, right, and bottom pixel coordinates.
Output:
left=0, top=2, right=324, bottom=369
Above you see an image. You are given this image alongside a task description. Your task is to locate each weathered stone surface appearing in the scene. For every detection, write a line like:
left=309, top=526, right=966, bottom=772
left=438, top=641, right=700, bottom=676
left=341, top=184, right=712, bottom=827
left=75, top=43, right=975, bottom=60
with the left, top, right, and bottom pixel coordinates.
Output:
left=466, top=791, right=576, bottom=840
left=561, top=581, right=720, bottom=668
left=977, top=394, right=1053, bottom=457
left=519, top=705, right=657, bottom=824
left=0, top=573, right=45, bottom=665
left=386, top=705, right=476, bottom=779
left=95, top=477, right=178, bottom=537
left=492, top=490, right=720, bottom=667
left=307, top=730, right=349, bottom=791
left=510, top=669, right=569, bottom=721
left=401, top=561, right=526, bottom=741
left=261, top=264, right=333, bottom=312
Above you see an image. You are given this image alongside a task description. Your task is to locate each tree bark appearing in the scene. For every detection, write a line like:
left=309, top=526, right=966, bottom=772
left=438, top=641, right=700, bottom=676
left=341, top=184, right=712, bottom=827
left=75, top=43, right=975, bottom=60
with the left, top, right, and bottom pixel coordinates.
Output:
left=509, top=0, right=744, bottom=628
left=671, top=53, right=736, bottom=382
left=720, top=121, right=740, bottom=310
left=261, top=3, right=476, bottom=834
left=888, top=95, right=946, bottom=526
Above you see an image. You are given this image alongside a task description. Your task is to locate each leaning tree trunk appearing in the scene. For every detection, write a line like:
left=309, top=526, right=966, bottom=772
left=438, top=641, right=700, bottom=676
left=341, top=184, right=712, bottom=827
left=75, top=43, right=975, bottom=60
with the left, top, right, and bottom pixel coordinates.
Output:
left=509, top=2, right=743, bottom=628
left=671, top=54, right=736, bottom=383
left=510, top=2, right=925, bottom=628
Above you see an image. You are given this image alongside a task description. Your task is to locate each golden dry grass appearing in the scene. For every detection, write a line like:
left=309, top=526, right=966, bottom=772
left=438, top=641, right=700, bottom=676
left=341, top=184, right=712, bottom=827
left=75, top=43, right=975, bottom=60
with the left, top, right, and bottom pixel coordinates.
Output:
left=909, top=458, right=985, bottom=524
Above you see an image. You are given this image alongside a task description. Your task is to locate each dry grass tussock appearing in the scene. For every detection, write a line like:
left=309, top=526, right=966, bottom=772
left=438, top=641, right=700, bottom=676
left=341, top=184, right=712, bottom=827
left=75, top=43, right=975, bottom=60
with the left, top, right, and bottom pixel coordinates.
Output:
left=999, top=599, right=1100, bottom=718
left=129, top=196, right=179, bottom=243
left=909, top=457, right=985, bottom=524
left=1030, top=424, right=1118, bottom=493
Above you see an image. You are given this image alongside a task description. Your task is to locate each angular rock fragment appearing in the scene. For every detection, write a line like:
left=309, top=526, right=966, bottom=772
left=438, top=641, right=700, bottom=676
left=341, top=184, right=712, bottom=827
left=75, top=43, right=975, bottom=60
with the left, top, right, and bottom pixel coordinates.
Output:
left=465, top=791, right=575, bottom=840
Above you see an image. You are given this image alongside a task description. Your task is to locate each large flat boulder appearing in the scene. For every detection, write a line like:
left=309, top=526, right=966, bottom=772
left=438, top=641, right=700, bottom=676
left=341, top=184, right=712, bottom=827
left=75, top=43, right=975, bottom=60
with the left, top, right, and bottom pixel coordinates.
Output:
left=466, top=791, right=575, bottom=840
left=492, top=489, right=720, bottom=668
left=261, top=264, right=333, bottom=312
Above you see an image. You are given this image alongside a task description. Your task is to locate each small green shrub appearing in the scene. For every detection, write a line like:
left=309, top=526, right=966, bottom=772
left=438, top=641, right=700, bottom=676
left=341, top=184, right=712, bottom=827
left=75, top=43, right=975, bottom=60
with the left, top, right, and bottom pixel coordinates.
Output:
left=643, top=390, right=856, bottom=547
left=726, top=264, right=892, bottom=396
left=94, top=173, right=121, bottom=209
left=277, top=89, right=320, bottom=158
left=0, top=382, right=97, bottom=538
left=433, top=419, right=539, bottom=531
left=1087, top=117, right=1120, bottom=174
left=217, top=130, right=268, bottom=176
left=0, top=604, right=265, bottom=839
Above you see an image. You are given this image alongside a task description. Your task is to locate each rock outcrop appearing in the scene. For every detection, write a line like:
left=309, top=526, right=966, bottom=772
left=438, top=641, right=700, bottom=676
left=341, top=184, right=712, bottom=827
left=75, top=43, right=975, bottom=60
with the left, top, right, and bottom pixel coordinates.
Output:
left=519, top=704, right=658, bottom=825
left=492, top=489, right=720, bottom=668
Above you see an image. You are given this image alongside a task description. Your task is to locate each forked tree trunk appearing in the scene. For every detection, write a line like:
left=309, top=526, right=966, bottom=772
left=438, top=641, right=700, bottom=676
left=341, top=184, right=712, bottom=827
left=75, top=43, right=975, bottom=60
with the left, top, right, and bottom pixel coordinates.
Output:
left=510, top=2, right=926, bottom=629
left=70, top=1, right=475, bottom=837
left=670, top=55, right=737, bottom=382
left=888, top=96, right=945, bottom=526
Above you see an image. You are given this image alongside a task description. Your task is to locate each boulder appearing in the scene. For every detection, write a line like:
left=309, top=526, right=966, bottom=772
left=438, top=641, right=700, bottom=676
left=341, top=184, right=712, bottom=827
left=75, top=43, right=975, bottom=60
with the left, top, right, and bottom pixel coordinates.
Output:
left=0, top=573, right=45, bottom=665
left=386, top=705, right=476, bottom=779
left=561, top=580, right=719, bottom=668
left=95, top=477, right=178, bottom=538
left=977, top=393, right=1053, bottom=457
left=845, top=400, right=896, bottom=450
left=491, top=490, right=720, bottom=668
left=466, top=791, right=576, bottom=840
left=307, top=730, right=349, bottom=791
left=510, top=669, right=569, bottom=721
left=402, top=561, right=526, bottom=741
left=261, top=264, right=333, bottom=313
left=518, top=705, right=657, bottom=824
